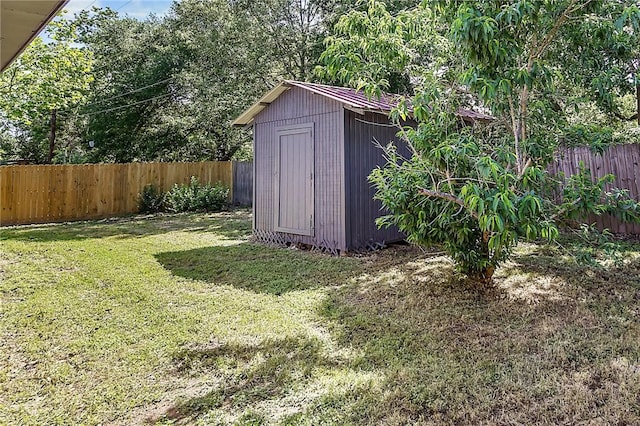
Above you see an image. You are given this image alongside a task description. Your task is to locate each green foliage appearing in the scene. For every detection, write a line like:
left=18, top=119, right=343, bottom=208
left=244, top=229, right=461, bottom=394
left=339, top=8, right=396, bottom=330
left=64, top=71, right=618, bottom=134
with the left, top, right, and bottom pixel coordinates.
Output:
left=562, top=124, right=614, bottom=153
left=72, top=0, right=356, bottom=163
left=163, top=176, right=229, bottom=213
left=1, top=0, right=359, bottom=164
left=137, top=178, right=229, bottom=214
left=0, top=17, right=93, bottom=163
left=322, top=0, right=640, bottom=282
left=318, top=0, right=439, bottom=95
left=137, top=184, right=165, bottom=213
left=562, top=163, right=640, bottom=224
left=614, top=127, right=640, bottom=145
left=567, top=224, right=626, bottom=267
left=562, top=124, right=640, bottom=153
left=371, top=99, right=558, bottom=281
left=0, top=20, right=93, bottom=123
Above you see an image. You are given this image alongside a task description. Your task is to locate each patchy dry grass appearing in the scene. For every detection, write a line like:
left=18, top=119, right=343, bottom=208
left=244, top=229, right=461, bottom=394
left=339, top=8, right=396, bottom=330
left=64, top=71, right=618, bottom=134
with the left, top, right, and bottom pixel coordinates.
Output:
left=1, top=211, right=639, bottom=425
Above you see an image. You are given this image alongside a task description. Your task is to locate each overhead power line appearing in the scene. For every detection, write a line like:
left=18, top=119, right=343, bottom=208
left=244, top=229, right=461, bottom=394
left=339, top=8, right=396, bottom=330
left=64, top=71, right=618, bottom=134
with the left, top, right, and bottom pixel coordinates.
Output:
left=86, top=77, right=174, bottom=106
left=115, top=0, right=133, bottom=12
left=82, top=0, right=99, bottom=11
left=87, top=93, right=172, bottom=115
left=59, top=76, right=175, bottom=114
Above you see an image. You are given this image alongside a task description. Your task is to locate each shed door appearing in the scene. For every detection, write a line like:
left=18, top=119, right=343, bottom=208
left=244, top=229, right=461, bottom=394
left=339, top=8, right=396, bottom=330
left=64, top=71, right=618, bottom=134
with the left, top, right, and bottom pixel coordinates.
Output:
left=275, top=124, right=314, bottom=236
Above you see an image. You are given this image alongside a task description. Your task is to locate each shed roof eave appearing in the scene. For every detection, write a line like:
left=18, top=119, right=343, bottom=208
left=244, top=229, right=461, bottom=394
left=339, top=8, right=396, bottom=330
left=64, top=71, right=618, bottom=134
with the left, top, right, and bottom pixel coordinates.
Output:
left=231, top=81, right=293, bottom=126
left=232, top=80, right=391, bottom=127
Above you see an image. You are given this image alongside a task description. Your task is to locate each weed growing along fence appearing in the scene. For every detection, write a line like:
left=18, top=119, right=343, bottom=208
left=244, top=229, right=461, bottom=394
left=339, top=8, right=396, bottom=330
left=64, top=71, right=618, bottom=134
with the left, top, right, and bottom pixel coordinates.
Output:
left=0, top=161, right=242, bottom=226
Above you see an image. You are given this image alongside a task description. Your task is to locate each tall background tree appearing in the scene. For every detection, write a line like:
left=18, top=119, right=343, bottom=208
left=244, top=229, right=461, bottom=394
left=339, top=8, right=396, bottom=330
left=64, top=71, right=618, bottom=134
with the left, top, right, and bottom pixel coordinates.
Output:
left=0, top=0, right=359, bottom=164
left=0, top=18, right=93, bottom=163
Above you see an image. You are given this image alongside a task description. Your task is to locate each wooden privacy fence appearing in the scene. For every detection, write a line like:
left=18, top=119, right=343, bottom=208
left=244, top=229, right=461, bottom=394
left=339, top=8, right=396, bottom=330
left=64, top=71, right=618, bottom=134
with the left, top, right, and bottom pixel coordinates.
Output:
left=550, top=144, right=640, bottom=235
left=2, top=147, right=638, bottom=232
left=0, top=161, right=238, bottom=226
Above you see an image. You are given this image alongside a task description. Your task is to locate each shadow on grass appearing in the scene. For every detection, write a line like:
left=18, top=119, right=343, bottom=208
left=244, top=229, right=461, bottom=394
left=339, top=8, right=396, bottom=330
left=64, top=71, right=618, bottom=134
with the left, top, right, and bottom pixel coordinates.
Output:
left=503, top=241, right=640, bottom=297
left=151, top=243, right=640, bottom=424
left=155, top=242, right=360, bottom=295
left=0, top=210, right=251, bottom=242
left=150, top=336, right=342, bottom=425
left=312, top=250, right=640, bottom=424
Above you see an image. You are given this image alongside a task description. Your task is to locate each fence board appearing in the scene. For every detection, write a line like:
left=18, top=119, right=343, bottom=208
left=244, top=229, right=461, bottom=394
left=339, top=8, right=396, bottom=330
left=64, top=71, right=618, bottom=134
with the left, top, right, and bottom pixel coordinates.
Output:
left=0, top=161, right=234, bottom=226
left=553, top=144, right=640, bottom=235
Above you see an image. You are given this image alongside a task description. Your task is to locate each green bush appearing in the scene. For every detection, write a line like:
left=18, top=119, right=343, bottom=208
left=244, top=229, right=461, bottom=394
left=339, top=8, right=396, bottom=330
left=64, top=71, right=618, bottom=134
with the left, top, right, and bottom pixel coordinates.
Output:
left=613, top=127, right=640, bottom=145
left=562, top=125, right=640, bottom=153
left=138, top=184, right=165, bottom=213
left=562, top=124, right=614, bottom=153
left=164, top=176, right=229, bottom=213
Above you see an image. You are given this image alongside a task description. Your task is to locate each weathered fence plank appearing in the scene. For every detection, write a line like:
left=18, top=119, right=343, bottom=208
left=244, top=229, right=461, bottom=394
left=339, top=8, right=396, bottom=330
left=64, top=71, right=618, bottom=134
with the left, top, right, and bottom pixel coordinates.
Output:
left=0, top=161, right=234, bottom=226
left=551, top=144, right=640, bottom=235
left=233, top=161, right=253, bottom=206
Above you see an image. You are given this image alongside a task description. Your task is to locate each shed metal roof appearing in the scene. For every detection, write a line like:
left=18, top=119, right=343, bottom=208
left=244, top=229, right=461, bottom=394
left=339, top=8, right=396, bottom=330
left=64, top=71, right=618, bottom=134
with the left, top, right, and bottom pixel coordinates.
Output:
left=232, top=80, right=494, bottom=126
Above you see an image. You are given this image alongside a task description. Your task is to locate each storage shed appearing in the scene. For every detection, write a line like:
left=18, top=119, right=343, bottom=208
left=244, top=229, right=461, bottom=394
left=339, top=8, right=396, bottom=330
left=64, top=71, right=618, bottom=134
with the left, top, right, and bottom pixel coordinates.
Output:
left=232, top=81, right=491, bottom=253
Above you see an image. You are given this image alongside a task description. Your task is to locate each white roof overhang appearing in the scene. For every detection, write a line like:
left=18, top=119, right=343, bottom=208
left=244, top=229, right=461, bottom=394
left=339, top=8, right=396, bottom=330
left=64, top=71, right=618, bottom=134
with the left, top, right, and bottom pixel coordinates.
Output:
left=1, top=0, right=69, bottom=72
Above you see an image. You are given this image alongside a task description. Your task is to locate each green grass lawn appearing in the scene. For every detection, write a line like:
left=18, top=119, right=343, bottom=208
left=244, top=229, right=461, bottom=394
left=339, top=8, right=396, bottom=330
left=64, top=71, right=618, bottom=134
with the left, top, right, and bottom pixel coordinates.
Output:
left=1, top=210, right=639, bottom=425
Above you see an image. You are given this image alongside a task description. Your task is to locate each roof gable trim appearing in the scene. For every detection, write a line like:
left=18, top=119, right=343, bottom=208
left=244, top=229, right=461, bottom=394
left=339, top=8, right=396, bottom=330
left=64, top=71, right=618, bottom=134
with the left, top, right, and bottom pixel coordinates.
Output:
left=232, top=80, right=494, bottom=126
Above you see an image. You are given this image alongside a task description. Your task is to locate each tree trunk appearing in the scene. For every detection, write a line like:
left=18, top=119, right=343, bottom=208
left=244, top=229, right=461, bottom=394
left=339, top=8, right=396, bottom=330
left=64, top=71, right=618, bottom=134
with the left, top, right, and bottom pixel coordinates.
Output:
left=47, top=108, right=57, bottom=164
left=636, top=80, right=639, bottom=126
left=466, top=232, right=496, bottom=288
left=468, top=266, right=495, bottom=288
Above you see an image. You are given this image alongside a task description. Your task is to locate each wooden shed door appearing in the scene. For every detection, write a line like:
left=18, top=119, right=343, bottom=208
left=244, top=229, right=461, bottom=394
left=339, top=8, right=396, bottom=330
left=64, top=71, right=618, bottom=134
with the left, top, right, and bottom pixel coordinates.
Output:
left=275, top=124, right=314, bottom=236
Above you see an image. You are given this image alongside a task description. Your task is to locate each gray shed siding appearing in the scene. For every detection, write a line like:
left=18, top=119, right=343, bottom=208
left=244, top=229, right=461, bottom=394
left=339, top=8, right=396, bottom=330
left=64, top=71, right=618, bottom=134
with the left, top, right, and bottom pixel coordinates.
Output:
left=344, top=110, right=407, bottom=250
left=253, top=87, right=346, bottom=251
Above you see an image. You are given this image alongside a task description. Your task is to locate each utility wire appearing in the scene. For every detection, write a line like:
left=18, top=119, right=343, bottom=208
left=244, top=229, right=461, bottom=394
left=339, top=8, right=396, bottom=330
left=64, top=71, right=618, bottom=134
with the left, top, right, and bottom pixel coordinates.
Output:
left=68, top=93, right=173, bottom=117
left=59, top=76, right=175, bottom=113
left=70, top=0, right=98, bottom=13
left=85, top=77, right=174, bottom=106
left=115, top=0, right=133, bottom=12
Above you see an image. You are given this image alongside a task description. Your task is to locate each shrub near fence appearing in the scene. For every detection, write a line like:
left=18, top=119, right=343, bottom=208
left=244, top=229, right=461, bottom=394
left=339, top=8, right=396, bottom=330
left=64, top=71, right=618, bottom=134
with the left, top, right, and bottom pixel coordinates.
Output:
left=550, top=143, right=640, bottom=235
left=0, top=161, right=235, bottom=226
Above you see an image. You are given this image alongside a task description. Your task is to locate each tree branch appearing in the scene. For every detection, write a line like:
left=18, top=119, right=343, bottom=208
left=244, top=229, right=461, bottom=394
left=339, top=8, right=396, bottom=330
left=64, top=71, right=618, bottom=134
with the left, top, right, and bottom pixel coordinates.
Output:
left=612, top=111, right=638, bottom=121
left=419, top=188, right=478, bottom=218
left=533, top=0, right=583, bottom=60
left=551, top=197, right=583, bottom=220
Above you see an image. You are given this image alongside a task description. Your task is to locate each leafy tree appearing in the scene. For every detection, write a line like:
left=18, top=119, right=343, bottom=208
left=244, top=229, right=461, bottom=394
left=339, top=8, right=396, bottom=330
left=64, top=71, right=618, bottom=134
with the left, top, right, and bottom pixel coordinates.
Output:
left=72, top=9, right=179, bottom=162
left=321, top=0, right=640, bottom=283
left=72, top=0, right=325, bottom=163
left=2, top=1, right=432, bottom=164
left=245, top=0, right=328, bottom=81
left=0, top=18, right=93, bottom=163
left=318, top=0, right=426, bottom=93
left=556, top=2, right=640, bottom=124
left=161, top=0, right=275, bottom=161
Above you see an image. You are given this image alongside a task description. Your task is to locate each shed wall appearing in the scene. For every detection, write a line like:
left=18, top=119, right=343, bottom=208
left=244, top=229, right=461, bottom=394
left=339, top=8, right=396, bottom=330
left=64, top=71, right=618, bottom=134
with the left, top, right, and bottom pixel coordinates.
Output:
left=253, top=87, right=346, bottom=251
left=344, top=110, right=408, bottom=250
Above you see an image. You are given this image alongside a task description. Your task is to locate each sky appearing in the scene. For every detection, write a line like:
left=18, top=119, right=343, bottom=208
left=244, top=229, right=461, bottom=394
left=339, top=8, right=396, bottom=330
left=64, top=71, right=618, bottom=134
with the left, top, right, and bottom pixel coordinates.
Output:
left=64, top=0, right=174, bottom=20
